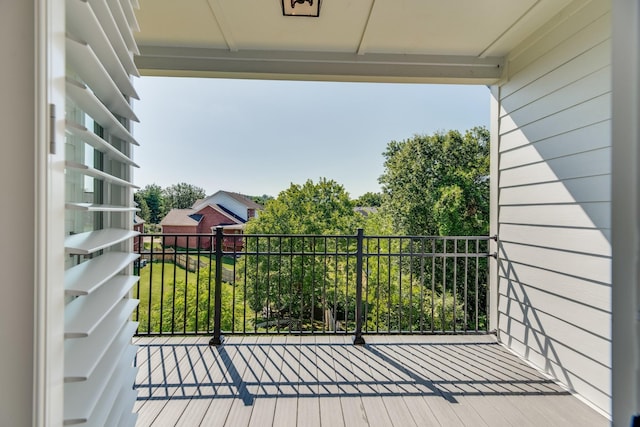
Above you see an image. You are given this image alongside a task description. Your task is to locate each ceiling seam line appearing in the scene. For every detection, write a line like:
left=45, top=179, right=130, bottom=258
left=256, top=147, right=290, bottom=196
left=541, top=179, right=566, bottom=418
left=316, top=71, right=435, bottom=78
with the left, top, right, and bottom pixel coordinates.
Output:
left=477, top=0, right=543, bottom=59
left=206, top=0, right=238, bottom=52
left=357, top=0, right=376, bottom=56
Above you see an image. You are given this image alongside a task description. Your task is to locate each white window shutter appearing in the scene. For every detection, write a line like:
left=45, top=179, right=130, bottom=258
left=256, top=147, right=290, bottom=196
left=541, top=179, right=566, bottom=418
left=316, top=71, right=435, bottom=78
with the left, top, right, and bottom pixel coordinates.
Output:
left=64, top=0, right=141, bottom=425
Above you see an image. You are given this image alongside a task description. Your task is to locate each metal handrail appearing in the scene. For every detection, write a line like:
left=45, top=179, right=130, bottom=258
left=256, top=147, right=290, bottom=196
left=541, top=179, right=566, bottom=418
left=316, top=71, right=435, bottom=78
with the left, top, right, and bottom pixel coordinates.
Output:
left=133, top=229, right=493, bottom=344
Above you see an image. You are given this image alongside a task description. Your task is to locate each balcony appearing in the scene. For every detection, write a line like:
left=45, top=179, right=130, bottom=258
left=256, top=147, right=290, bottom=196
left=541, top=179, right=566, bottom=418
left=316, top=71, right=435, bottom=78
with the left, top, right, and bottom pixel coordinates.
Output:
left=131, top=232, right=607, bottom=426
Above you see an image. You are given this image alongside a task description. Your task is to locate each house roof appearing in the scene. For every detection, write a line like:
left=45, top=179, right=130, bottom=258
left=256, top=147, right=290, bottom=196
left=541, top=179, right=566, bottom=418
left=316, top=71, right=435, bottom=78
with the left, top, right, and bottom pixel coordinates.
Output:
left=214, top=190, right=263, bottom=210
left=134, top=0, right=572, bottom=84
left=134, top=215, right=145, bottom=224
left=160, top=209, right=201, bottom=226
left=213, top=223, right=246, bottom=232
left=354, top=207, right=379, bottom=217
left=191, top=190, right=263, bottom=212
left=161, top=203, right=246, bottom=227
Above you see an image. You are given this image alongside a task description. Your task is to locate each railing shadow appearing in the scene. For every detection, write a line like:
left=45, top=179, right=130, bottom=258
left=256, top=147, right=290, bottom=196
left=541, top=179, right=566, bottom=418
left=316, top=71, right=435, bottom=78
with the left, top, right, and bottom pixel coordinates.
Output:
left=134, top=338, right=569, bottom=405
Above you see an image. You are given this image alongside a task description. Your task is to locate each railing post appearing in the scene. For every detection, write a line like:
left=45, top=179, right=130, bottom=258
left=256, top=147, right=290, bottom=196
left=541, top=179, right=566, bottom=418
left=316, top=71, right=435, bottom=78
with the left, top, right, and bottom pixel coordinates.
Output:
left=353, top=228, right=365, bottom=345
left=210, top=227, right=224, bottom=346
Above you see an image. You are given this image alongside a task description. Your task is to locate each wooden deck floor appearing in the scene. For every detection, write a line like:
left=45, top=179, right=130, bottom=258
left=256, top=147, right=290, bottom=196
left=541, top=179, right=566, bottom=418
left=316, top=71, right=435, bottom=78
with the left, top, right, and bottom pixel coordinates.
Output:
left=133, top=335, right=608, bottom=427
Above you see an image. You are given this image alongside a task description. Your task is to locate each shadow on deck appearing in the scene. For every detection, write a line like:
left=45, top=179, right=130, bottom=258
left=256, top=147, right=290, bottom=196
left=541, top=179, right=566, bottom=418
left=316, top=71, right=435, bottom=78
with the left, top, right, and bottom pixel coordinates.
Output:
left=133, top=335, right=608, bottom=426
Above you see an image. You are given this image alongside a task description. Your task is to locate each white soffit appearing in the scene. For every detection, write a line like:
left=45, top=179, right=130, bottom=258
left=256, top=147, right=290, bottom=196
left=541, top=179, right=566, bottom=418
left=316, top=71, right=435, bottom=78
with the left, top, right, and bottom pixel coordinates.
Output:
left=134, top=0, right=574, bottom=83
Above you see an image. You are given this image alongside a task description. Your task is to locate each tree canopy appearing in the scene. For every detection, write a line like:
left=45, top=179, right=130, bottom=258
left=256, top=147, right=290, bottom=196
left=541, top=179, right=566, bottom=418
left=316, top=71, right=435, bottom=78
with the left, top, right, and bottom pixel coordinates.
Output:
left=378, top=127, right=490, bottom=236
left=163, top=182, right=206, bottom=210
left=135, top=184, right=165, bottom=224
left=245, top=178, right=361, bottom=235
left=354, top=191, right=383, bottom=207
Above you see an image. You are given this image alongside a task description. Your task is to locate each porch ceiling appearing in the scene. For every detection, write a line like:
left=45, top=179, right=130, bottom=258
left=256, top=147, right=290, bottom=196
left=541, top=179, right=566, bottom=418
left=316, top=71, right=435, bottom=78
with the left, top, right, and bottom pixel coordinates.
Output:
left=134, top=0, right=573, bottom=84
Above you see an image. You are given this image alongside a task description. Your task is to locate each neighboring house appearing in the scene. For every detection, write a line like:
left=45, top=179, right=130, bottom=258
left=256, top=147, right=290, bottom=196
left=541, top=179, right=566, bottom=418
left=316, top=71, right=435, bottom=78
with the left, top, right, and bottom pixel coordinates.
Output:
left=192, top=190, right=262, bottom=222
left=160, top=205, right=241, bottom=250
left=354, top=206, right=378, bottom=218
left=161, top=192, right=262, bottom=251
left=133, top=214, right=145, bottom=252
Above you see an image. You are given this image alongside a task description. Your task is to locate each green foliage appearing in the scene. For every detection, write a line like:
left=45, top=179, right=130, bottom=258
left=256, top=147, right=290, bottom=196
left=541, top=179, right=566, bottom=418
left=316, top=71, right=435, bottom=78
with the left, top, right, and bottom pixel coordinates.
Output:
left=379, top=126, right=490, bottom=236
left=250, top=194, right=273, bottom=206
left=354, top=191, right=383, bottom=207
left=163, top=182, right=206, bottom=210
left=136, top=184, right=166, bottom=224
left=134, top=193, right=151, bottom=223
left=245, top=178, right=361, bottom=235
left=135, top=262, right=245, bottom=334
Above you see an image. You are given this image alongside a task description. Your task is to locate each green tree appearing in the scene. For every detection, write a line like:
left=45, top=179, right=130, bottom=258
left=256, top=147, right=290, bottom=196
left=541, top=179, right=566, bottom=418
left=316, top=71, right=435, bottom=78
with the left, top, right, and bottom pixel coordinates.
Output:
left=136, top=184, right=166, bottom=224
left=134, top=192, right=151, bottom=223
left=379, top=127, right=490, bottom=236
left=245, top=178, right=361, bottom=235
left=250, top=194, right=273, bottom=206
left=241, top=178, right=362, bottom=331
left=354, top=191, right=383, bottom=207
left=163, top=182, right=206, bottom=210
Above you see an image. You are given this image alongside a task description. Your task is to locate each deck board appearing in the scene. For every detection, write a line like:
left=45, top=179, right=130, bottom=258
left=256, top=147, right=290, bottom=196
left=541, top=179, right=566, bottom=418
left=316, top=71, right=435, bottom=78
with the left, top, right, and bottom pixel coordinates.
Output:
left=133, top=335, right=608, bottom=426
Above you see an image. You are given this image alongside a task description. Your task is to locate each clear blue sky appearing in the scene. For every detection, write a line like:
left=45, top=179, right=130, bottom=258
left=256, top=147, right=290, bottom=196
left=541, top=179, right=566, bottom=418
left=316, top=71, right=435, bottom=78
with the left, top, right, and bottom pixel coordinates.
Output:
left=132, top=77, right=489, bottom=198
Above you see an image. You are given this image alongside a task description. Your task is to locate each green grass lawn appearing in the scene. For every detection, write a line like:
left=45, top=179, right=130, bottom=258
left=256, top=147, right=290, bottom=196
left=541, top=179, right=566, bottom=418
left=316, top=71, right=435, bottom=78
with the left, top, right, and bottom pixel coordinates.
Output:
left=134, top=258, right=241, bottom=333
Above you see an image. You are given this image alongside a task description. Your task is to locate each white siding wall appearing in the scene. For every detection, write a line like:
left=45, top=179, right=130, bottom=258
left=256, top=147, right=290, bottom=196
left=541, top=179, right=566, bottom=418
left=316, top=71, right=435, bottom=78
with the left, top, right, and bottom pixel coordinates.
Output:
left=208, top=192, right=250, bottom=221
left=495, top=0, right=612, bottom=415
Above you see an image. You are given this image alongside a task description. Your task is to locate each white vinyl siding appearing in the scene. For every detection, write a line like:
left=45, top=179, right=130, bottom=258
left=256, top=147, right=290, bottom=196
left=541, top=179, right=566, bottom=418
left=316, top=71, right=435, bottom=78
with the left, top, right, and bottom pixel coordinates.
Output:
left=495, top=0, right=612, bottom=415
left=63, top=0, right=140, bottom=425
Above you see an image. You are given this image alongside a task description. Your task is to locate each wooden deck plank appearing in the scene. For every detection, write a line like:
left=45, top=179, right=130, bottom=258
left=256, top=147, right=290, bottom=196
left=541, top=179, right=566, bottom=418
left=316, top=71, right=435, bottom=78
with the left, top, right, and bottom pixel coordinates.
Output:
left=272, top=335, right=301, bottom=427
left=148, top=338, right=214, bottom=426
left=133, top=335, right=609, bottom=427
left=223, top=336, right=264, bottom=427
left=194, top=336, right=248, bottom=427
left=296, top=336, right=321, bottom=427
left=358, top=337, right=420, bottom=427
left=135, top=337, right=190, bottom=426
left=314, top=336, right=345, bottom=427
left=328, top=335, right=369, bottom=427
left=247, top=336, right=285, bottom=427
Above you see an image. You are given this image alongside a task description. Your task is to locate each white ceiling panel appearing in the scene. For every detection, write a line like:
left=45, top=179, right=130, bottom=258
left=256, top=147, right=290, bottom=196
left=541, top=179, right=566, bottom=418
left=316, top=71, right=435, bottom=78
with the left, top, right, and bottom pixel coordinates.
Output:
left=135, top=0, right=226, bottom=48
left=134, top=0, right=575, bottom=83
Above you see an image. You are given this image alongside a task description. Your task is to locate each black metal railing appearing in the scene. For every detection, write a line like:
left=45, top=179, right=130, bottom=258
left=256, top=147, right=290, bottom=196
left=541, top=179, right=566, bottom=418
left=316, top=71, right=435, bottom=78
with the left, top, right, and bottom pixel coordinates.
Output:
left=133, top=229, right=496, bottom=342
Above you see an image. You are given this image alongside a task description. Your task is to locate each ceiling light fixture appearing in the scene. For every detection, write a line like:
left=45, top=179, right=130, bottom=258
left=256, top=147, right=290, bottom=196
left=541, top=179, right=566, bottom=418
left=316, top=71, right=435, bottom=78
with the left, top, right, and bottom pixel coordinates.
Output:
left=282, top=0, right=320, bottom=17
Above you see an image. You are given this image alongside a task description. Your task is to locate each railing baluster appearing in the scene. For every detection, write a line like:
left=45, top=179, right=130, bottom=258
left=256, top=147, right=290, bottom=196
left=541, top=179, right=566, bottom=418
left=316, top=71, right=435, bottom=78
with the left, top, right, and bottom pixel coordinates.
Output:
left=464, top=239, right=468, bottom=333
left=206, top=235, right=213, bottom=333
left=147, top=234, right=154, bottom=335
left=210, top=227, right=224, bottom=346
left=354, top=228, right=365, bottom=345
left=171, top=235, right=177, bottom=334
left=453, top=238, right=457, bottom=333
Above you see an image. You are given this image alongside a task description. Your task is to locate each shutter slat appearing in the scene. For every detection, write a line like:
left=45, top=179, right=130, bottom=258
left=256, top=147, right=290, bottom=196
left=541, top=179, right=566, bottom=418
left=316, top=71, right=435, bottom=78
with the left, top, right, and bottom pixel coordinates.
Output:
left=65, top=275, right=138, bottom=338
left=107, top=0, right=140, bottom=55
left=87, top=0, right=139, bottom=77
left=119, top=412, right=138, bottom=427
left=66, top=202, right=138, bottom=212
left=66, top=37, right=138, bottom=121
left=66, top=0, right=138, bottom=99
left=66, top=161, right=140, bottom=189
left=119, top=0, right=140, bottom=32
left=65, top=228, right=139, bottom=255
left=104, top=387, right=138, bottom=427
left=76, top=350, right=137, bottom=427
left=65, top=252, right=139, bottom=296
left=66, top=79, right=139, bottom=145
left=65, top=319, right=138, bottom=383
left=66, top=120, right=139, bottom=165
left=64, top=343, right=137, bottom=424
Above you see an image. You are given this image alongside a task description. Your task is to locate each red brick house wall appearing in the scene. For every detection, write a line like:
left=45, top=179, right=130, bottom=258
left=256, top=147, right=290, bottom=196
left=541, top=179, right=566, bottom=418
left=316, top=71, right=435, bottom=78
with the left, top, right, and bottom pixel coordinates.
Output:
left=161, top=206, right=243, bottom=250
left=133, top=223, right=144, bottom=251
left=161, top=224, right=199, bottom=249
